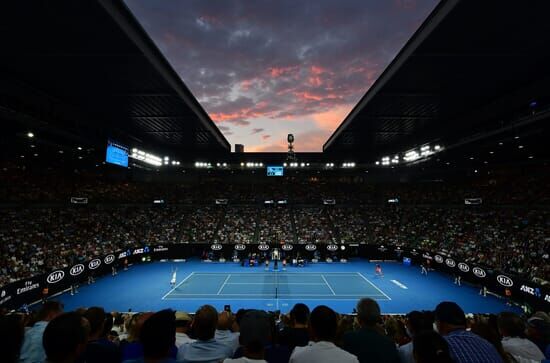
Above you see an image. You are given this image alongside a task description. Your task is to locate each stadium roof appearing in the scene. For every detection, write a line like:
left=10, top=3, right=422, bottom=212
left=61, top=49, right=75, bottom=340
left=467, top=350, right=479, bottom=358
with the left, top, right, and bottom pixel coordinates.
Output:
left=0, top=0, right=230, bottom=157
left=323, top=0, right=550, bottom=162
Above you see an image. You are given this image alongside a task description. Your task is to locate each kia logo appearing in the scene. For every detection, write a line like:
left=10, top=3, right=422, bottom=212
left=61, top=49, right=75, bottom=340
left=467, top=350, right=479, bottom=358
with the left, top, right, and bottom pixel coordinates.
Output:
left=104, top=255, right=115, bottom=265
left=258, top=244, right=270, bottom=251
left=88, top=259, right=101, bottom=270
left=47, top=270, right=65, bottom=284
left=497, top=275, right=513, bottom=287
left=458, top=263, right=470, bottom=273
left=434, top=255, right=444, bottom=263
left=211, top=244, right=223, bottom=251
left=234, top=244, right=246, bottom=251
left=281, top=244, right=293, bottom=251
left=445, top=258, right=456, bottom=268
left=70, top=264, right=85, bottom=276
left=305, top=244, right=317, bottom=251
left=326, top=244, right=339, bottom=251
left=473, top=267, right=486, bottom=278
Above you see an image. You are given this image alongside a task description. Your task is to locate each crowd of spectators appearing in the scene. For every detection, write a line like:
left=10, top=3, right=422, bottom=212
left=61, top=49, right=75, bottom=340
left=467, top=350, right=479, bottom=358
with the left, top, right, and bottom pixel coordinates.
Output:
left=2, top=298, right=549, bottom=363
left=1, top=203, right=549, bottom=286
left=258, top=206, right=295, bottom=244
left=293, top=208, right=335, bottom=244
left=216, top=207, right=257, bottom=244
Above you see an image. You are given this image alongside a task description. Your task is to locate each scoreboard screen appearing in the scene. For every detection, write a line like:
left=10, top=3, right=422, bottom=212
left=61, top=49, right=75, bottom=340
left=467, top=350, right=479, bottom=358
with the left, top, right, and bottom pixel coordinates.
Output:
left=267, top=166, right=284, bottom=176
left=105, top=141, right=128, bottom=168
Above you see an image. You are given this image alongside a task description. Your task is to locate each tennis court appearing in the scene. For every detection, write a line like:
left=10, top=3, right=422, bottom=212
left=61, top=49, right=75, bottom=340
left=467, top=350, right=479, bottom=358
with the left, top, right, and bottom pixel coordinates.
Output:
left=162, top=271, right=391, bottom=302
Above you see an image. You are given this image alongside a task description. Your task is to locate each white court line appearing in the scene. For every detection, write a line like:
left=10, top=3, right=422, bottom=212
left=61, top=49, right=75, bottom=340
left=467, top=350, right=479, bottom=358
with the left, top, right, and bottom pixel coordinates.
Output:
left=167, top=293, right=386, bottom=297
left=190, top=272, right=361, bottom=275
left=217, top=274, right=231, bottom=295
left=226, top=282, right=327, bottom=285
left=163, top=297, right=390, bottom=301
left=161, top=272, right=195, bottom=300
left=321, top=274, right=336, bottom=295
left=356, top=272, right=392, bottom=300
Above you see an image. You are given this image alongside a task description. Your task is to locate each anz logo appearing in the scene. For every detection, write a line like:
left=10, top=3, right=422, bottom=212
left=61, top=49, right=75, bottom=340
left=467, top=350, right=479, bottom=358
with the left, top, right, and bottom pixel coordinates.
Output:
left=258, top=244, right=270, bottom=251
left=88, top=259, right=101, bottom=270
left=497, top=275, right=513, bottom=287
left=305, top=244, right=317, bottom=251
left=70, top=264, right=85, bottom=276
left=434, top=255, right=444, bottom=263
left=234, top=244, right=246, bottom=251
left=445, top=258, right=456, bottom=268
left=458, top=263, right=470, bottom=273
left=326, top=244, right=339, bottom=252
left=210, top=244, right=223, bottom=251
left=473, top=267, right=486, bottom=278
left=104, top=255, right=115, bottom=265
left=47, top=270, right=65, bottom=284
left=281, top=244, right=293, bottom=251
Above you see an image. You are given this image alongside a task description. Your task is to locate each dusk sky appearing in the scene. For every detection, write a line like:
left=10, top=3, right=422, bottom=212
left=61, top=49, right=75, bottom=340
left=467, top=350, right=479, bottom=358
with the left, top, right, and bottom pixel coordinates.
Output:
left=125, top=0, right=438, bottom=152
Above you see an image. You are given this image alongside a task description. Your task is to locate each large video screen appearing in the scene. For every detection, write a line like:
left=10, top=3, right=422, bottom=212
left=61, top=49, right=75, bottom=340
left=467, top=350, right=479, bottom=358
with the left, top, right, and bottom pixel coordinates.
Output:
left=105, top=141, right=128, bottom=168
left=267, top=166, right=284, bottom=176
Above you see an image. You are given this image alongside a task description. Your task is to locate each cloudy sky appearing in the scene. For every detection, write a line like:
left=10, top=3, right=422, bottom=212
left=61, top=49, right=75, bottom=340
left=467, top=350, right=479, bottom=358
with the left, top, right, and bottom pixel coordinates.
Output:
left=125, top=0, right=437, bottom=152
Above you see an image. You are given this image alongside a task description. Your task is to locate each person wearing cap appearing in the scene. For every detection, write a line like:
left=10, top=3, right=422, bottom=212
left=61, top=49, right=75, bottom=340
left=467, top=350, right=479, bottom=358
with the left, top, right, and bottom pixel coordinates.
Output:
left=175, top=312, right=195, bottom=348
left=497, top=312, right=545, bottom=362
left=223, top=310, right=271, bottom=363
left=434, top=301, right=503, bottom=363
left=342, top=298, right=399, bottom=363
left=291, top=305, right=358, bottom=363
left=525, top=316, right=550, bottom=359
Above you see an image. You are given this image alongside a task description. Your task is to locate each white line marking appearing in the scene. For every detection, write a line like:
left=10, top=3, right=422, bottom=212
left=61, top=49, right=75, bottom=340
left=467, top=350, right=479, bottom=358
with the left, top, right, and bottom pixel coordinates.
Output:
left=356, top=272, right=392, bottom=300
left=162, top=297, right=390, bottom=301
left=390, top=279, right=408, bottom=289
left=225, top=282, right=327, bottom=285
left=167, top=293, right=386, bottom=297
left=321, top=274, right=336, bottom=295
left=217, top=274, right=231, bottom=295
left=162, top=272, right=195, bottom=300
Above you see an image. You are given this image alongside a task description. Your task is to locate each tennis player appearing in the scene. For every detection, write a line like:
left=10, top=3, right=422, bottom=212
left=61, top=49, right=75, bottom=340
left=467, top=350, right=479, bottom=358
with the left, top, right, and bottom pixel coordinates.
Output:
left=170, top=267, right=177, bottom=288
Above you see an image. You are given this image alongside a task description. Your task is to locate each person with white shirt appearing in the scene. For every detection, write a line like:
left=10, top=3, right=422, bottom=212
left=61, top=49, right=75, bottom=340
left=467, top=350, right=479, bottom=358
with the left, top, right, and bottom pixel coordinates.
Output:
left=289, top=305, right=358, bottom=363
left=497, top=312, right=545, bottom=362
left=398, top=311, right=433, bottom=363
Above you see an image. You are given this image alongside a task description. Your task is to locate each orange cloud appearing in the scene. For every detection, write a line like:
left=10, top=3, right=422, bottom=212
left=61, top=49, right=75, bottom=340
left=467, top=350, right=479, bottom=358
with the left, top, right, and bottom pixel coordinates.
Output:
left=269, top=66, right=297, bottom=78
left=311, top=104, right=352, bottom=131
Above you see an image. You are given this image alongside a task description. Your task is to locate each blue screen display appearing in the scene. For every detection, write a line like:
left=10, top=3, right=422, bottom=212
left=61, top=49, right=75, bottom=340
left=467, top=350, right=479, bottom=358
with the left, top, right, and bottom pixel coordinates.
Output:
left=106, top=142, right=128, bottom=167
left=403, top=257, right=412, bottom=266
left=267, top=166, right=284, bottom=176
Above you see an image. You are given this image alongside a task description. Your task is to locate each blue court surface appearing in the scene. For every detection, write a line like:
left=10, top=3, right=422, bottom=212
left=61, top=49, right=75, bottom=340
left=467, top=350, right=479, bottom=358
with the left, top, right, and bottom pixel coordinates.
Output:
left=57, top=259, right=519, bottom=315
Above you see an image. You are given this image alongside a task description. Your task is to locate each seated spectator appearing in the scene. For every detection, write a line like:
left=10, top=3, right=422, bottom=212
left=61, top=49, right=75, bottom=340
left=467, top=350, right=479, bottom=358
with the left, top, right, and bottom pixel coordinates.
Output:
left=470, top=319, right=514, bottom=363
left=434, top=301, right=503, bottom=363
left=290, top=305, right=358, bottom=363
left=0, top=313, right=25, bottom=363
left=177, top=305, right=233, bottom=363
left=121, top=312, right=154, bottom=361
left=498, top=312, right=545, bottom=361
left=412, top=330, right=454, bottom=363
left=215, top=311, right=239, bottom=354
left=525, top=315, right=550, bottom=359
left=123, top=309, right=177, bottom=363
left=342, top=298, right=399, bottom=363
left=398, top=311, right=433, bottom=363
left=175, top=312, right=195, bottom=347
left=83, top=307, right=121, bottom=363
left=278, top=303, right=310, bottom=351
left=19, top=301, right=63, bottom=363
left=42, top=312, right=90, bottom=363
left=224, top=310, right=271, bottom=363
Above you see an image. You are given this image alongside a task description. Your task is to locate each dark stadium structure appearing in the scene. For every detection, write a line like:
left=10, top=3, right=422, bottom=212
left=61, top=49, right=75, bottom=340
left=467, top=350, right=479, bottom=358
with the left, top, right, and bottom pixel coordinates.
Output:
left=1, top=2, right=549, bottom=363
